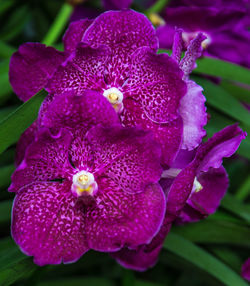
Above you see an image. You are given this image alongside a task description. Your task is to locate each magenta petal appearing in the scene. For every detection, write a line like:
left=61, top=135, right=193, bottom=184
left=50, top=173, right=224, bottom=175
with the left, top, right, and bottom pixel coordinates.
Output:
left=179, top=80, right=207, bottom=150
left=112, top=217, right=171, bottom=271
left=15, top=121, right=38, bottom=167
left=85, top=180, right=166, bottom=252
left=177, top=166, right=228, bottom=223
left=63, top=19, right=93, bottom=52
left=197, top=124, right=247, bottom=172
left=83, top=10, right=158, bottom=85
left=12, top=181, right=89, bottom=266
left=47, top=43, right=109, bottom=95
left=40, top=90, right=119, bottom=134
left=71, top=125, right=162, bottom=194
left=9, top=43, right=66, bottom=101
left=125, top=47, right=186, bottom=123
left=242, top=258, right=250, bottom=281
left=121, top=98, right=183, bottom=166
left=9, top=128, right=73, bottom=192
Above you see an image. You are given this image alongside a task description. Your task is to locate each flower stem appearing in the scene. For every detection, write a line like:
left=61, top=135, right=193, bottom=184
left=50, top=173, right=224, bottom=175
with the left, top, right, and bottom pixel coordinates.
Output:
left=42, top=2, right=73, bottom=46
left=146, top=0, right=170, bottom=14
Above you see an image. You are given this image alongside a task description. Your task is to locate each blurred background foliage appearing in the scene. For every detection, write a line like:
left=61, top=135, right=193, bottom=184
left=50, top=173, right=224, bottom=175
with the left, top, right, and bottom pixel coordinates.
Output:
left=0, top=0, right=249, bottom=285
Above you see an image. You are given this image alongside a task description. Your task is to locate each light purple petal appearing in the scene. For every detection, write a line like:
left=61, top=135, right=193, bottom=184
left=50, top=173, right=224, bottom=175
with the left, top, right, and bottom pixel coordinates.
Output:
left=40, top=90, right=119, bottom=134
left=124, top=47, right=186, bottom=123
left=9, top=128, right=74, bottom=192
left=9, top=43, right=66, bottom=101
left=179, top=80, right=207, bottom=150
left=179, top=33, right=206, bottom=77
left=63, top=19, right=93, bottom=52
left=102, top=0, right=132, bottom=10
left=112, top=217, right=171, bottom=271
left=70, top=125, right=162, bottom=194
left=12, top=181, right=89, bottom=266
left=177, top=166, right=228, bottom=223
left=197, top=124, right=247, bottom=172
left=242, top=258, right=250, bottom=281
left=47, top=43, right=109, bottom=95
left=85, top=180, right=166, bottom=251
left=15, top=121, right=38, bottom=167
left=121, top=98, right=183, bottom=166
left=83, top=10, right=158, bottom=85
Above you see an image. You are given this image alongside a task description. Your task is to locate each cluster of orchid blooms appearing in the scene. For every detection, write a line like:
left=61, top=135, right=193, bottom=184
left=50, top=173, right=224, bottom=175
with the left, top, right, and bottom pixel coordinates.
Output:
left=8, top=9, right=247, bottom=271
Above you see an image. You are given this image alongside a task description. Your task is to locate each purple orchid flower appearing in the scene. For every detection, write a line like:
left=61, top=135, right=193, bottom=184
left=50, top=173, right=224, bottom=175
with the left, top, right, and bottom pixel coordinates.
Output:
left=10, top=10, right=210, bottom=167
left=156, top=0, right=250, bottom=67
left=112, top=124, right=246, bottom=271
left=9, top=91, right=165, bottom=266
left=242, top=258, right=250, bottom=281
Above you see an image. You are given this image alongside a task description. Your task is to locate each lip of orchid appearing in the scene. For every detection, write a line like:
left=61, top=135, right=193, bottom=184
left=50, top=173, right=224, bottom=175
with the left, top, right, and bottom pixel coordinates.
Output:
left=103, top=87, right=124, bottom=112
left=71, top=170, right=98, bottom=197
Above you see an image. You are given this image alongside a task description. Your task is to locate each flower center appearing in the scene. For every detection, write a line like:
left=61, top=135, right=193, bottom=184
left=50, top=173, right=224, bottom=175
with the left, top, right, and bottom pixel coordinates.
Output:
left=71, top=170, right=98, bottom=197
left=103, top=87, right=124, bottom=112
left=193, top=177, right=203, bottom=193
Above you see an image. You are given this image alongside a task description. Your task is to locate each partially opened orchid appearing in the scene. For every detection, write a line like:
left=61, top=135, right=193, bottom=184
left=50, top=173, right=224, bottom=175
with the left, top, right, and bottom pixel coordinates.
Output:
left=156, top=0, right=250, bottom=67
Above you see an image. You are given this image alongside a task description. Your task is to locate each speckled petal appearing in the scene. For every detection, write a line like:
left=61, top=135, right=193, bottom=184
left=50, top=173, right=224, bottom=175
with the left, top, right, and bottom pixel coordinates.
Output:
left=179, top=80, right=207, bottom=150
left=9, top=128, right=73, bottom=193
left=124, top=47, right=186, bottom=123
left=112, top=217, right=171, bottom=271
left=121, top=98, right=183, bottom=166
left=40, top=90, right=119, bottom=134
left=47, top=43, right=109, bottom=95
left=85, top=180, right=166, bottom=252
left=70, top=125, right=162, bottom=194
left=63, top=19, right=93, bottom=52
left=15, top=121, right=38, bottom=167
left=242, top=258, right=250, bottom=281
left=177, top=166, right=228, bottom=223
left=102, top=0, right=132, bottom=9
left=12, top=181, right=89, bottom=266
left=83, top=10, right=158, bottom=85
left=9, top=43, right=66, bottom=101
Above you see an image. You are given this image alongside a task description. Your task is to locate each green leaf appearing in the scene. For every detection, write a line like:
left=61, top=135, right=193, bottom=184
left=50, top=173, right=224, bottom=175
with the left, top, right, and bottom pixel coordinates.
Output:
left=0, top=200, right=12, bottom=224
left=192, top=76, right=250, bottom=126
left=236, top=175, right=250, bottom=201
left=195, top=57, right=250, bottom=85
left=171, top=219, right=250, bottom=247
left=0, top=165, right=14, bottom=189
left=0, top=6, right=30, bottom=41
left=0, top=258, right=36, bottom=286
left=164, top=233, right=248, bottom=286
left=221, top=194, right=250, bottom=223
left=221, top=80, right=250, bottom=104
left=0, top=106, right=19, bottom=122
left=0, top=89, right=47, bottom=155
left=38, top=277, right=115, bottom=286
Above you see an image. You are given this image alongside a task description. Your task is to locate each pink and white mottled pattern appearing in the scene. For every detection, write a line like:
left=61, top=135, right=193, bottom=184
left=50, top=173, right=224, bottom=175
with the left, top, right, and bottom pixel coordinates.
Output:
left=10, top=123, right=165, bottom=265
